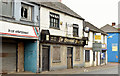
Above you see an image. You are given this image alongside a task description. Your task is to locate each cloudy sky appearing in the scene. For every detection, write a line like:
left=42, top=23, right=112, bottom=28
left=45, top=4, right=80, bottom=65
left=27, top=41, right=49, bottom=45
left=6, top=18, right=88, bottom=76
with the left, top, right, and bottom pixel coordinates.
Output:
left=62, top=0, right=120, bottom=28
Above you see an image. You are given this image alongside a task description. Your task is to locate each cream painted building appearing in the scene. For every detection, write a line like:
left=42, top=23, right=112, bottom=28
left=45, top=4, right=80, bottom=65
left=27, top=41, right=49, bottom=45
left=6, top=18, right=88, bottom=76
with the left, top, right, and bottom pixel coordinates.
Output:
left=84, top=21, right=107, bottom=67
left=38, top=2, right=88, bottom=72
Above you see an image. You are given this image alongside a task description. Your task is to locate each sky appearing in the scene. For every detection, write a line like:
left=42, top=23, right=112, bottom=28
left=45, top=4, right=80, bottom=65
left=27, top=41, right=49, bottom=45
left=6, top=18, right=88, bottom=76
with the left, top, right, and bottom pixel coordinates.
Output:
left=62, top=0, right=120, bottom=28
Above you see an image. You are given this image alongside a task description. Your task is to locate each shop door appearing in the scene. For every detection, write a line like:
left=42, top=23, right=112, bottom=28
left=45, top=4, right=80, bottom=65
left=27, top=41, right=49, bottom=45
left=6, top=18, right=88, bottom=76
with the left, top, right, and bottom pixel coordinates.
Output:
left=18, top=42, right=24, bottom=72
left=2, top=42, right=17, bottom=73
left=67, top=47, right=73, bottom=69
left=42, top=46, right=49, bottom=71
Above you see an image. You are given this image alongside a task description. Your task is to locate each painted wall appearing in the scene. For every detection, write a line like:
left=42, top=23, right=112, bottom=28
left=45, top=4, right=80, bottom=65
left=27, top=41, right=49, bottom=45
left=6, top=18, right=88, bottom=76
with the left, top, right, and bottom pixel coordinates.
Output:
left=24, top=41, right=38, bottom=73
left=84, top=31, right=107, bottom=67
left=40, top=7, right=84, bottom=38
left=107, top=33, right=119, bottom=62
left=14, top=0, right=39, bottom=26
left=119, top=33, right=120, bottom=62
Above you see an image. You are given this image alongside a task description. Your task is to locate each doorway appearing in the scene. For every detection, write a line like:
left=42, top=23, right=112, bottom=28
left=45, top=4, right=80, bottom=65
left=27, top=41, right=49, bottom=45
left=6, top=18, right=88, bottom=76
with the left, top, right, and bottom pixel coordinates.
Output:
left=42, top=46, right=50, bottom=71
left=67, top=47, right=73, bottom=69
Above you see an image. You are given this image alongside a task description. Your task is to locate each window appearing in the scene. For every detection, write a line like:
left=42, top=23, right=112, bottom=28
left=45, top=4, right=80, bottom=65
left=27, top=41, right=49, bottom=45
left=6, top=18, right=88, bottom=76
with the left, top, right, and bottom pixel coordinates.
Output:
left=21, top=3, right=33, bottom=21
left=1, top=0, right=13, bottom=17
left=93, top=51, right=95, bottom=61
left=73, top=24, right=79, bottom=37
left=85, top=50, right=90, bottom=62
left=50, top=12, right=60, bottom=29
left=52, top=46, right=61, bottom=63
left=75, top=47, right=80, bottom=61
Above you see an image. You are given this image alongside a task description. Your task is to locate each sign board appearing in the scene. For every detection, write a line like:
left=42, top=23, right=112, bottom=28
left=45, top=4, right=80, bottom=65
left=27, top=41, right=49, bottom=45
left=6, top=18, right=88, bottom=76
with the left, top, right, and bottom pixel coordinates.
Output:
left=41, top=34, right=86, bottom=46
left=112, top=43, right=118, bottom=51
left=102, top=44, right=106, bottom=49
left=94, top=33, right=101, bottom=41
left=0, top=21, right=39, bottom=39
left=95, top=35, right=101, bottom=40
left=93, top=43, right=102, bottom=52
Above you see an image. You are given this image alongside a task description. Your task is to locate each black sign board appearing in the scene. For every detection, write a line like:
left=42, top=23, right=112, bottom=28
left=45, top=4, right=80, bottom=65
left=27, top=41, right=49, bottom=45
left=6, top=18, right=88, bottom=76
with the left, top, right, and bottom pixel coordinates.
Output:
left=41, top=35, right=85, bottom=46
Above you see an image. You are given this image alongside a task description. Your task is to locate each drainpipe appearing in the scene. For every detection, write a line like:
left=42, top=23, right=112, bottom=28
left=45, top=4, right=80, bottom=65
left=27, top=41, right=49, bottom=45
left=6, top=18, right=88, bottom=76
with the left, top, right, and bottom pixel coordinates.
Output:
left=38, top=5, right=41, bottom=73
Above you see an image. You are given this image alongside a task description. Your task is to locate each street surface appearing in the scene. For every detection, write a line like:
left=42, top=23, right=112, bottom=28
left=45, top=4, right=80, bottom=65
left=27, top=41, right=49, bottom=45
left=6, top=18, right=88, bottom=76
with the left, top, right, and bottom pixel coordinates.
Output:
left=9, top=63, right=118, bottom=75
left=81, top=66, right=118, bottom=74
left=40, top=63, right=118, bottom=74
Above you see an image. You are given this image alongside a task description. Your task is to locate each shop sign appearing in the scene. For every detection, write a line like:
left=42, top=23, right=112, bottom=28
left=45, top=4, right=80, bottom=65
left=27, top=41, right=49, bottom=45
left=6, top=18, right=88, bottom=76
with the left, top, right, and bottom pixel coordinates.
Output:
left=112, top=43, right=118, bottom=51
left=94, top=33, right=101, bottom=40
left=49, top=35, right=84, bottom=45
left=93, top=43, right=102, bottom=52
left=0, top=21, right=39, bottom=39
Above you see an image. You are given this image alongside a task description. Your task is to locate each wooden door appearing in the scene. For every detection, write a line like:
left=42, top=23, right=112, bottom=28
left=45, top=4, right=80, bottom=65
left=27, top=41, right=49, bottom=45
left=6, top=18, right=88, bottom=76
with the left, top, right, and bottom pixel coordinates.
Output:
left=67, top=47, right=73, bottom=69
left=42, top=46, right=49, bottom=71
left=18, top=42, right=24, bottom=72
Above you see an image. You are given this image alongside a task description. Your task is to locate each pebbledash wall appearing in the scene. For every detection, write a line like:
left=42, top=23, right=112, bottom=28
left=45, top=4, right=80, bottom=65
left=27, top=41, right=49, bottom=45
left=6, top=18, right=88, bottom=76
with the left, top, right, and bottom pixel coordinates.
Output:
left=39, top=3, right=87, bottom=72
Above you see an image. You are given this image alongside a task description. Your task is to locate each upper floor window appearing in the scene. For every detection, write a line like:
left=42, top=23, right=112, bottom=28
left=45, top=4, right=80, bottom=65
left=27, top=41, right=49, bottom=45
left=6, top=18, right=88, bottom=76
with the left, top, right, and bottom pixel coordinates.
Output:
left=50, top=12, right=60, bottom=29
left=1, top=0, right=13, bottom=17
left=73, top=24, right=79, bottom=37
left=21, top=3, right=33, bottom=21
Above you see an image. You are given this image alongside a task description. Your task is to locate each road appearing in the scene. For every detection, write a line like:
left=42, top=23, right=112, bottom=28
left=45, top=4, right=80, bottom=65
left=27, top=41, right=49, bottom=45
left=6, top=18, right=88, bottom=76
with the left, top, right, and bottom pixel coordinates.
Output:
left=80, top=66, right=118, bottom=74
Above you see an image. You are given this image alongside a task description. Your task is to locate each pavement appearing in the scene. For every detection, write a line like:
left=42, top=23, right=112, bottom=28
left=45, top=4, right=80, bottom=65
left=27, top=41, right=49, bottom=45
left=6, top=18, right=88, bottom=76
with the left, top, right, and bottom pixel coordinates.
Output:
left=81, top=66, right=118, bottom=74
left=9, top=62, right=118, bottom=74
left=40, top=62, right=118, bottom=74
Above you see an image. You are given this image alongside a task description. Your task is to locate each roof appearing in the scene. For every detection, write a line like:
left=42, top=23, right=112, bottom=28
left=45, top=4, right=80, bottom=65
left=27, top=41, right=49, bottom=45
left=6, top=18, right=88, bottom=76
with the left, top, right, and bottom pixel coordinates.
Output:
left=100, top=24, right=119, bottom=33
left=27, top=0, right=84, bottom=20
left=40, top=2, right=84, bottom=20
left=85, top=21, right=107, bottom=35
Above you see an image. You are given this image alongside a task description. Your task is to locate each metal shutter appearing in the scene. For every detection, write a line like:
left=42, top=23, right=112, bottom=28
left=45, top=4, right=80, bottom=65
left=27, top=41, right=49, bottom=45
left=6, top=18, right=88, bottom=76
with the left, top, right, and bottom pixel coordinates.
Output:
left=2, top=42, right=16, bottom=73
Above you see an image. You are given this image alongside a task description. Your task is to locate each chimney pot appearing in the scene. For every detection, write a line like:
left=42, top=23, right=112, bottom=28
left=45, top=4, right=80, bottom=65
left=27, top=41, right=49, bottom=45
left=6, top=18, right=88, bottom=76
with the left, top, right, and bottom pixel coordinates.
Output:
left=112, top=22, right=116, bottom=26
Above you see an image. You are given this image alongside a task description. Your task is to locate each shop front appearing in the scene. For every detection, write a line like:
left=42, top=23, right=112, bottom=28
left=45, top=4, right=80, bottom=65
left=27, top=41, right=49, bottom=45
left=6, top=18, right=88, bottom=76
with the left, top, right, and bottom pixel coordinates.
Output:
left=0, top=21, right=39, bottom=74
left=101, top=44, right=107, bottom=65
left=39, top=30, right=88, bottom=72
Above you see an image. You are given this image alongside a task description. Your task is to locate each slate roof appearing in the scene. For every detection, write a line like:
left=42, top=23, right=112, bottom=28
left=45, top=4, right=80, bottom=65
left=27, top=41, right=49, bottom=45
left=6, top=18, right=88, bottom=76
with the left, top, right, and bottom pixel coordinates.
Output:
left=27, top=0, right=84, bottom=20
left=85, top=21, right=107, bottom=35
left=100, top=24, right=119, bottom=33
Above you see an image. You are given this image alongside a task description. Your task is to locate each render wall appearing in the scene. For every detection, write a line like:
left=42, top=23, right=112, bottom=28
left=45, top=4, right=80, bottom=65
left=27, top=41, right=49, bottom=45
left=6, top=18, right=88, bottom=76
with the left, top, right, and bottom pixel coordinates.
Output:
left=40, top=7, right=84, bottom=38
left=84, top=31, right=107, bottom=67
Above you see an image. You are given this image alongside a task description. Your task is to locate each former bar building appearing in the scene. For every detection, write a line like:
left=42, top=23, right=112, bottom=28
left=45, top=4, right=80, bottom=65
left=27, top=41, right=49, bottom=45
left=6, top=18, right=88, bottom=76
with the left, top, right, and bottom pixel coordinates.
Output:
left=39, top=2, right=88, bottom=72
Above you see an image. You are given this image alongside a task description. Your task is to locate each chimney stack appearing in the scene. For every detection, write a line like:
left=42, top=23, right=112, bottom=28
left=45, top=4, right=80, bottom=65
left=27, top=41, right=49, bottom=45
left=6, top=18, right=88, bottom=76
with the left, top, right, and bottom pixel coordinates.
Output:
left=112, top=22, right=116, bottom=26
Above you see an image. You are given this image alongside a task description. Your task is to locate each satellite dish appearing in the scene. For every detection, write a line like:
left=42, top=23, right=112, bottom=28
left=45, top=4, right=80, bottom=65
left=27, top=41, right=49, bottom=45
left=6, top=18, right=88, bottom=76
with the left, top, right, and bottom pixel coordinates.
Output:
left=85, top=27, right=90, bottom=32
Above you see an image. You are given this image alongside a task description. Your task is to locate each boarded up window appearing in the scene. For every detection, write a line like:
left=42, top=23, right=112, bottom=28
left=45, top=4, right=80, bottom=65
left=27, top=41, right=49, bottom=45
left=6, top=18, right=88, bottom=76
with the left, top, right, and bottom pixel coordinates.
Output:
left=52, top=46, right=61, bottom=63
left=75, top=47, right=80, bottom=61
left=85, top=50, right=90, bottom=62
